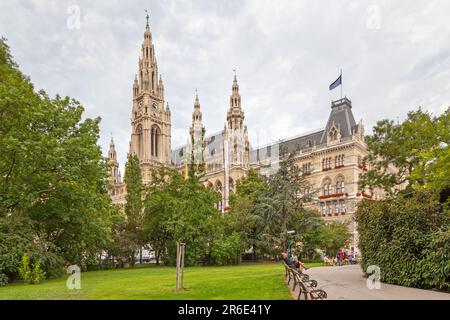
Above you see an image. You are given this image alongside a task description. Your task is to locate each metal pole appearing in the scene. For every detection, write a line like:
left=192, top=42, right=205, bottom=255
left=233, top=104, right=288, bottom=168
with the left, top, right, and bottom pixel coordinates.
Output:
left=287, top=234, right=291, bottom=258
left=176, top=242, right=180, bottom=290
left=223, top=131, right=230, bottom=215
left=180, top=243, right=185, bottom=289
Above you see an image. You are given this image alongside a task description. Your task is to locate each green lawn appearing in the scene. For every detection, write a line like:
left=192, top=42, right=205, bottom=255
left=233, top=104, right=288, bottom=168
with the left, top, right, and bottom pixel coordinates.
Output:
left=0, top=262, right=323, bottom=300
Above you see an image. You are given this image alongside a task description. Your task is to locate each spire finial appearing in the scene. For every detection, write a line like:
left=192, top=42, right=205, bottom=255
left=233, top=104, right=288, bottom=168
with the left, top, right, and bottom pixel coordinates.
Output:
left=194, top=89, right=200, bottom=107
left=233, top=69, right=237, bottom=80
left=145, top=10, right=149, bottom=28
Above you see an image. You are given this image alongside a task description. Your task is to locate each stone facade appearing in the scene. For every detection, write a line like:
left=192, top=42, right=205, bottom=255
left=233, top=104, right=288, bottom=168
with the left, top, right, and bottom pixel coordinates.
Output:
left=108, top=21, right=378, bottom=254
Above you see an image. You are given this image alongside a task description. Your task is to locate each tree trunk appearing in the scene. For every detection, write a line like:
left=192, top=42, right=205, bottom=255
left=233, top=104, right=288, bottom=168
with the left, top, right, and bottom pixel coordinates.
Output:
left=130, top=250, right=135, bottom=268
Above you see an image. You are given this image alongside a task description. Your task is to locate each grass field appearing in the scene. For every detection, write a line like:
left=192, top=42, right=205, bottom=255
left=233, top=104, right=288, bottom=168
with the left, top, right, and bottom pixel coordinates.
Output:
left=0, top=262, right=323, bottom=300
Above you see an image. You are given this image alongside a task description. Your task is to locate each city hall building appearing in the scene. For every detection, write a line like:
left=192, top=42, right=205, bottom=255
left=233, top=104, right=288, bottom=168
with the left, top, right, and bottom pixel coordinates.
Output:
left=107, top=19, right=378, bottom=254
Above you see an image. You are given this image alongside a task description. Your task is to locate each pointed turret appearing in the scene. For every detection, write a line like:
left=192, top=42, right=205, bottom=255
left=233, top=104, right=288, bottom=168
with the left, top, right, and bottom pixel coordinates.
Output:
left=320, top=97, right=357, bottom=145
left=224, top=72, right=249, bottom=167
left=138, top=13, right=157, bottom=93
left=158, top=75, right=164, bottom=99
left=129, top=13, right=172, bottom=170
left=108, top=137, right=120, bottom=184
left=192, top=90, right=202, bottom=123
left=189, top=91, right=205, bottom=167
left=109, top=137, right=117, bottom=161
left=133, top=74, right=139, bottom=97
left=227, top=72, right=244, bottom=130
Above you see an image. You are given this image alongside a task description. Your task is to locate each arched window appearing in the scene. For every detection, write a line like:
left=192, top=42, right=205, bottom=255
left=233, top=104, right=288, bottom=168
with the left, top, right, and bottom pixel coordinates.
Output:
left=215, top=180, right=223, bottom=194
left=336, top=176, right=345, bottom=193
left=321, top=204, right=327, bottom=216
left=329, top=127, right=338, bottom=141
left=151, top=125, right=161, bottom=158
left=151, top=72, right=155, bottom=91
left=323, top=179, right=332, bottom=196
left=215, top=180, right=223, bottom=210
left=229, top=178, right=235, bottom=192
left=136, top=125, right=143, bottom=156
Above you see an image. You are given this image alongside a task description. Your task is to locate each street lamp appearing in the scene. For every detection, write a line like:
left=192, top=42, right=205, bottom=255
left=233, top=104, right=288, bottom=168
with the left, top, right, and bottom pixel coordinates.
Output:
left=287, top=230, right=296, bottom=259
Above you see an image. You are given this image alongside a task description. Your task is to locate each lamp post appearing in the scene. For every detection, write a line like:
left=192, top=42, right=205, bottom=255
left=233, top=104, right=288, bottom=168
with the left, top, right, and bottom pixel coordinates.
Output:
left=287, top=230, right=296, bottom=259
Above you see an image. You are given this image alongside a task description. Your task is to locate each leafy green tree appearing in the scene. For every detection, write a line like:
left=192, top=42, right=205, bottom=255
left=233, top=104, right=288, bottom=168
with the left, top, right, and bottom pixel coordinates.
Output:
left=143, top=167, right=180, bottom=265
left=410, top=108, right=450, bottom=202
left=317, top=222, right=351, bottom=258
left=229, top=169, right=268, bottom=261
left=0, top=38, right=115, bottom=280
left=359, top=108, right=449, bottom=201
left=143, top=167, right=222, bottom=266
left=123, top=154, right=145, bottom=267
left=288, top=209, right=325, bottom=261
left=255, top=149, right=312, bottom=254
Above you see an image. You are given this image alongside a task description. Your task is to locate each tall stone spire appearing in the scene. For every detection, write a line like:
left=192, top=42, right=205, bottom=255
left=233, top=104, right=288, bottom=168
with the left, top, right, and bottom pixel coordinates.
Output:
left=189, top=91, right=205, bottom=167
left=137, top=12, right=158, bottom=95
left=224, top=73, right=250, bottom=167
left=108, top=137, right=120, bottom=184
left=192, top=89, right=202, bottom=123
left=227, top=72, right=244, bottom=130
left=129, top=14, right=172, bottom=183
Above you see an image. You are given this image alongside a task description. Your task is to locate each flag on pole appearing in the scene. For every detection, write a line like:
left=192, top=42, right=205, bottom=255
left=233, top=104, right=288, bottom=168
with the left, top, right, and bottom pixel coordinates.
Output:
left=329, top=73, right=342, bottom=91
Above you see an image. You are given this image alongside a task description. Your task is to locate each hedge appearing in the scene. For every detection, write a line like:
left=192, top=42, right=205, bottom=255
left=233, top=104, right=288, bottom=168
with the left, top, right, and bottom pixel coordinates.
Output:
left=356, top=192, right=449, bottom=291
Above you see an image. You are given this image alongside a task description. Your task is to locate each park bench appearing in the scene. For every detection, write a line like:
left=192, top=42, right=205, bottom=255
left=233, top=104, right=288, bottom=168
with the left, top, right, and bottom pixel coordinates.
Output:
left=293, top=270, right=327, bottom=300
left=283, top=263, right=327, bottom=300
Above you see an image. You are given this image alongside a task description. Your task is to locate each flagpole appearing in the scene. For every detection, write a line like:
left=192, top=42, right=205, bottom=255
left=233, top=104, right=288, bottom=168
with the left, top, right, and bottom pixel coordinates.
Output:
left=340, top=69, right=343, bottom=100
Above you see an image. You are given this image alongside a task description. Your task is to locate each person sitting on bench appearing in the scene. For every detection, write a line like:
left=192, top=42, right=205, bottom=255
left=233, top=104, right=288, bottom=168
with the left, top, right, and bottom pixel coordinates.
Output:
left=282, top=252, right=308, bottom=272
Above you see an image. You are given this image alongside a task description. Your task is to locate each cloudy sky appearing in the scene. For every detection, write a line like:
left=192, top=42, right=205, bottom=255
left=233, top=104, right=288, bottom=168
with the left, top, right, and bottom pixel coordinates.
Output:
left=1, top=0, right=450, bottom=169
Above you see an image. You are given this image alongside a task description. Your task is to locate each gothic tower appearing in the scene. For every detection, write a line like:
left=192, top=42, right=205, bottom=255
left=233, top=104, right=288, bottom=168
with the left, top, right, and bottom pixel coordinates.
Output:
left=129, top=14, right=172, bottom=183
left=224, top=74, right=250, bottom=167
left=108, top=137, right=121, bottom=185
left=188, top=91, right=205, bottom=167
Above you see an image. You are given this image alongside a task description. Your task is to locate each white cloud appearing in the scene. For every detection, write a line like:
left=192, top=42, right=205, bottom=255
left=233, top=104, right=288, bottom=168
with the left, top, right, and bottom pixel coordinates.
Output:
left=1, top=0, right=449, bottom=172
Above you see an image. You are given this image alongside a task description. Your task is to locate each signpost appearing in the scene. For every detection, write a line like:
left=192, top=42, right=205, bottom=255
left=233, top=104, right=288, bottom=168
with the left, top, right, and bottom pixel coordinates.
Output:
left=287, top=230, right=296, bottom=258
left=176, top=242, right=185, bottom=291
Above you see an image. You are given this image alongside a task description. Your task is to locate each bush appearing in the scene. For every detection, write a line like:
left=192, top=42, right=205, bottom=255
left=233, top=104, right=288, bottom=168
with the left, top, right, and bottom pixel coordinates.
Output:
left=0, top=217, right=64, bottom=284
left=356, top=192, right=450, bottom=291
left=31, top=261, right=45, bottom=284
left=0, top=273, right=8, bottom=287
left=211, top=233, right=241, bottom=266
left=18, top=253, right=46, bottom=284
left=18, top=253, right=32, bottom=283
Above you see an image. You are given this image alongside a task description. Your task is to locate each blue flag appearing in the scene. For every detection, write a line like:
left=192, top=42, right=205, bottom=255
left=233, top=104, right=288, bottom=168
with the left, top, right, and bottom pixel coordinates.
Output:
left=329, top=74, right=342, bottom=91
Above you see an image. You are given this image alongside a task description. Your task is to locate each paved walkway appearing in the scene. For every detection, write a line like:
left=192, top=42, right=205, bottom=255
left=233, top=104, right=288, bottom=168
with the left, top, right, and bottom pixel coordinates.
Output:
left=286, top=265, right=450, bottom=300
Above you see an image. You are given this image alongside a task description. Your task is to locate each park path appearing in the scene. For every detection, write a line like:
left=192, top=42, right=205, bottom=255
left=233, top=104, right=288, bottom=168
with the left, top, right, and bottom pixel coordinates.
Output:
left=287, top=265, right=450, bottom=300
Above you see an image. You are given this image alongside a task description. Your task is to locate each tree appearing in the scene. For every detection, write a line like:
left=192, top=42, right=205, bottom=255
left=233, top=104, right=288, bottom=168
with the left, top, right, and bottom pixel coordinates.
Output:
left=255, top=149, right=312, bottom=255
left=229, top=169, right=268, bottom=261
left=410, top=108, right=450, bottom=202
left=123, top=154, right=145, bottom=267
left=0, top=38, right=115, bottom=281
left=143, top=167, right=222, bottom=266
left=359, top=108, right=449, bottom=201
left=288, top=209, right=325, bottom=260
left=143, top=166, right=179, bottom=265
left=317, top=222, right=351, bottom=258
